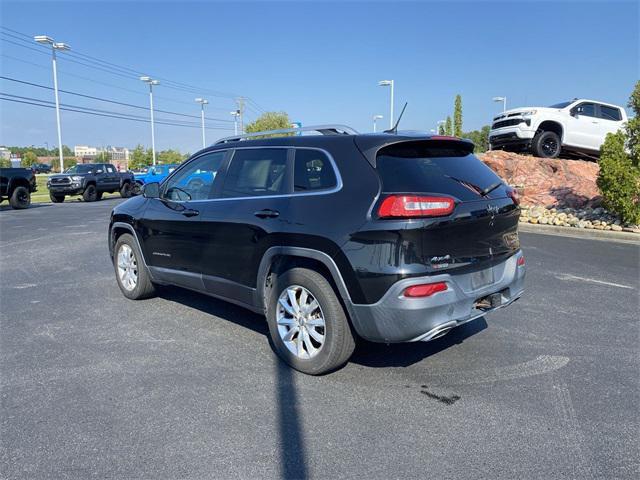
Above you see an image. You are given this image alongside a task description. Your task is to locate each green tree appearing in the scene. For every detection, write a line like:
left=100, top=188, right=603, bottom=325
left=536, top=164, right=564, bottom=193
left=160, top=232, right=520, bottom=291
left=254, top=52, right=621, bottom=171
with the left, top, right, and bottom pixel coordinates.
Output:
left=50, top=157, right=77, bottom=171
left=462, top=125, right=491, bottom=153
left=0, top=157, right=11, bottom=168
left=445, top=116, right=452, bottom=136
left=453, top=94, right=463, bottom=137
left=626, top=80, right=640, bottom=167
left=128, top=144, right=153, bottom=170
left=94, top=151, right=111, bottom=162
left=596, top=80, right=640, bottom=224
left=21, top=151, right=38, bottom=167
left=158, top=149, right=186, bottom=164
left=245, top=111, right=291, bottom=137
left=438, top=123, right=445, bottom=135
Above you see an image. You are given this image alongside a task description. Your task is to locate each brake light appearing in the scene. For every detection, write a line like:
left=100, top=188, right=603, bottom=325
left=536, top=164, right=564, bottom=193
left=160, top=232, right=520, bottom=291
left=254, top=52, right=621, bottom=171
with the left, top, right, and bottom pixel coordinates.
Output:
left=507, top=187, right=520, bottom=206
left=404, top=282, right=448, bottom=298
left=517, top=256, right=525, bottom=267
left=378, top=195, right=455, bottom=218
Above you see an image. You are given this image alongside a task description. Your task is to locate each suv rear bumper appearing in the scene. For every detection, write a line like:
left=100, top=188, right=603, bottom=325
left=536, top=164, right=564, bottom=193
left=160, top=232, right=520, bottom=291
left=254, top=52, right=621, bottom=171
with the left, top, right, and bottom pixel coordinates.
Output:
left=349, top=251, right=525, bottom=343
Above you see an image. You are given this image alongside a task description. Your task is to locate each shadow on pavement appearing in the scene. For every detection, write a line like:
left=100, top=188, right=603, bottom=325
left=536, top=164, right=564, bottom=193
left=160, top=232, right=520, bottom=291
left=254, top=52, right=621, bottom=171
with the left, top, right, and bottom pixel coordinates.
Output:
left=350, top=317, right=488, bottom=368
left=0, top=203, right=52, bottom=211
left=159, top=286, right=309, bottom=479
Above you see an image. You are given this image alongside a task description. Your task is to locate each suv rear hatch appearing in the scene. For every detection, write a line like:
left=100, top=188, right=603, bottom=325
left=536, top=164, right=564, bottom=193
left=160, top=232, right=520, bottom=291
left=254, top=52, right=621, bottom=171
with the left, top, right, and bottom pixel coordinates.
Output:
left=355, top=137, right=520, bottom=273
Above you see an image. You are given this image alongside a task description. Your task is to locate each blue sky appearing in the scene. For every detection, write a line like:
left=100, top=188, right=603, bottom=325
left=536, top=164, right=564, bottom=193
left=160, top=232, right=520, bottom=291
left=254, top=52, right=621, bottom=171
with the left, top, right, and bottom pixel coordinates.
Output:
left=1, top=0, right=637, bottom=153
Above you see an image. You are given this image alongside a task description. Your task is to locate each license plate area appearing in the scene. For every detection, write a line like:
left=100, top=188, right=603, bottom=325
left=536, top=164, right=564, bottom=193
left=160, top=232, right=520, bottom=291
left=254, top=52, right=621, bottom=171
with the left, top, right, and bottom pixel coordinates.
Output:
left=471, top=267, right=495, bottom=289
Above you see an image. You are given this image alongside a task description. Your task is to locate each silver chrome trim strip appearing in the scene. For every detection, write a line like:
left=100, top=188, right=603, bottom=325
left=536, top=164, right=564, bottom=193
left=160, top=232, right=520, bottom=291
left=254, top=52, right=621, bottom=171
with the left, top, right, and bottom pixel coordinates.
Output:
left=156, top=146, right=343, bottom=204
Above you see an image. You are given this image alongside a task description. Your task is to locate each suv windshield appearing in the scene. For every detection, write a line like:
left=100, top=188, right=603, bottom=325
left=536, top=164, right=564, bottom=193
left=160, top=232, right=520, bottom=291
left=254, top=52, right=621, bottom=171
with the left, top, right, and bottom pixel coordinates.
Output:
left=64, top=165, right=95, bottom=174
left=548, top=101, right=573, bottom=108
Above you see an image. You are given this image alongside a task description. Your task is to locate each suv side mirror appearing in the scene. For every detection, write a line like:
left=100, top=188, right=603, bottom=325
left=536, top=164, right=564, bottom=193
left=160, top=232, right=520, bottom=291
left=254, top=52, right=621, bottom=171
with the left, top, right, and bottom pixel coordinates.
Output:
left=143, top=182, right=160, bottom=199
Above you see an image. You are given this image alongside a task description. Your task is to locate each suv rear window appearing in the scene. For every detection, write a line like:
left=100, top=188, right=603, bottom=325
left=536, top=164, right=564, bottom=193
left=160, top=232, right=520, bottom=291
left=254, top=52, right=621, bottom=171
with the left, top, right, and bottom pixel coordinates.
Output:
left=376, top=141, right=502, bottom=201
left=294, top=149, right=337, bottom=192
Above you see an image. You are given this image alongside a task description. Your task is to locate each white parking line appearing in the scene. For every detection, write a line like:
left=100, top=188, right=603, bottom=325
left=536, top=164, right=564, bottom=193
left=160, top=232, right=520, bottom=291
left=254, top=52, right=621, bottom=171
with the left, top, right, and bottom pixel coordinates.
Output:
left=555, top=273, right=635, bottom=289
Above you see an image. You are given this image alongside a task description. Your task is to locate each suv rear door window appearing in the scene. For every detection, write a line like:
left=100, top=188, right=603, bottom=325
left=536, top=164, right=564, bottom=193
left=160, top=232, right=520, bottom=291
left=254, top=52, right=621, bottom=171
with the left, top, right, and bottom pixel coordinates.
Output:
left=222, top=148, right=288, bottom=198
left=294, top=149, right=337, bottom=192
left=376, top=141, right=502, bottom=201
left=599, top=105, right=622, bottom=121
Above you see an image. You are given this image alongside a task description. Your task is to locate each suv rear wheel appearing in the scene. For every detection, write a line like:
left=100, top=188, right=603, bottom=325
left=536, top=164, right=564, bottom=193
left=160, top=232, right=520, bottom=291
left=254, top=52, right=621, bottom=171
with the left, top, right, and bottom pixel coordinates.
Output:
left=532, top=130, right=561, bottom=158
left=267, top=267, right=355, bottom=375
left=9, top=186, right=30, bottom=209
left=113, top=233, right=156, bottom=300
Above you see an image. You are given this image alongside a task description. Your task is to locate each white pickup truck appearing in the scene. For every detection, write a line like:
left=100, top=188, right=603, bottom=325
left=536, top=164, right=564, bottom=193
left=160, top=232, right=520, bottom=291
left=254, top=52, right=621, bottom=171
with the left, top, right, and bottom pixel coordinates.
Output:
left=489, top=99, right=627, bottom=158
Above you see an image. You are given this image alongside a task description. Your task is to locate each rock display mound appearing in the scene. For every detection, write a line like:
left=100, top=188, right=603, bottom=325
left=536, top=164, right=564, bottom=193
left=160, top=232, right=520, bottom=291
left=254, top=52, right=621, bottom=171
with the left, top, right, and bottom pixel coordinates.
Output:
left=479, top=150, right=601, bottom=208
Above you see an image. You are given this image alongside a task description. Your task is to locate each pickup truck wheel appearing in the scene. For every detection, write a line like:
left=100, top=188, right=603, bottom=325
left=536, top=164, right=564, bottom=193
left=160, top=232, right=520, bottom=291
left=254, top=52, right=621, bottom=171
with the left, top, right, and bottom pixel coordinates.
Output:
left=95, top=191, right=103, bottom=201
left=120, top=182, right=132, bottom=198
left=82, top=184, right=97, bottom=202
left=9, top=186, right=30, bottom=209
left=114, top=233, right=156, bottom=300
left=267, top=268, right=355, bottom=375
left=50, top=193, right=64, bottom=203
left=532, top=131, right=561, bottom=158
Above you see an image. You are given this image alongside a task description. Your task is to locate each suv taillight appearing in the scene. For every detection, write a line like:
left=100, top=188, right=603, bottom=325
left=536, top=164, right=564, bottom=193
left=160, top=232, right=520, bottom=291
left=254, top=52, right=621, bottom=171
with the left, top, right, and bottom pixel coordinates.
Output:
left=378, top=195, right=455, bottom=218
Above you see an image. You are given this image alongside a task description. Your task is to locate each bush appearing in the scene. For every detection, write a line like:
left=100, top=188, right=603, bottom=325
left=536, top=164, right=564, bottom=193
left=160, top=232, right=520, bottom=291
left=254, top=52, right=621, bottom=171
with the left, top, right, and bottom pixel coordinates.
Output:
left=596, top=131, right=640, bottom=224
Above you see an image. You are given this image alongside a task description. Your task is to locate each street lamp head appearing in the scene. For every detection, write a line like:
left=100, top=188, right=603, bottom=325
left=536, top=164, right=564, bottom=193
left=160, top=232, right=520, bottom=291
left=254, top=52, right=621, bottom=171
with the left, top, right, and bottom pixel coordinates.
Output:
left=150, top=80, right=160, bottom=85
left=140, top=76, right=151, bottom=82
left=373, top=114, right=383, bottom=120
left=230, top=111, right=240, bottom=117
left=195, top=98, right=208, bottom=104
left=492, top=96, right=505, bottom=102
left=53, top=42, right=70, bottom=51
left=34, top=35, right=53, bottom=45
left=378, top=80, right=393, bottom=87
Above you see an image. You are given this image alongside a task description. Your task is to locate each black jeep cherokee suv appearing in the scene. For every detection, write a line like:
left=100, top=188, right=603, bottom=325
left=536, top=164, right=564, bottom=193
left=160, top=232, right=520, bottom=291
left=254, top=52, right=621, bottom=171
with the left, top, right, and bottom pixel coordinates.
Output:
left=109, top=125, right=525, bottom=375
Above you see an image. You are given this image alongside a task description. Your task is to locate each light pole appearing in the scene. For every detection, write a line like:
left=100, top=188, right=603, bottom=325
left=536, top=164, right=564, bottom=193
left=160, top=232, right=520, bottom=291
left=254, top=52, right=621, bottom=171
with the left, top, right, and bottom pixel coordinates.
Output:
left=230, top=111, right=240, bottom=135
left=34, top=35, right=70, bottom=173
left=140, top=76, right=159, bottom=165
left=195, top=98, right=209, bottom=148
left=493, top=96, right=507, bottom=112
left=372, top=114, right=383, bottom=133
left=436, top=119, right=446, bottom=135
left=378, top=80, right=394, bottom=129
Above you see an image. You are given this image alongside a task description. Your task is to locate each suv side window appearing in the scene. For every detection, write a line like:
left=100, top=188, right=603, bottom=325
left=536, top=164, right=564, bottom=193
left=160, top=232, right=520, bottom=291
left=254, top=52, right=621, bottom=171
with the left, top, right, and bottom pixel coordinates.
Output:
left=222, top=148, right=288, bottom=198
left=106, top=165, right=115, bottom=173
left=575, top=103, right=596, bottom=117
left=162, top=151, right=225, bottom=201
left=294, top=149, right=337, bottom=192
left=599, top=105, right=622, bottom=121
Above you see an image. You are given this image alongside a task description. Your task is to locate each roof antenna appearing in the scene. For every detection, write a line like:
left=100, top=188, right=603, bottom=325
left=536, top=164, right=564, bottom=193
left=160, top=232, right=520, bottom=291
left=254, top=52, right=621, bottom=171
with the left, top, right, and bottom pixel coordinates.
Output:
left=384, top=102, right=408, bottom=134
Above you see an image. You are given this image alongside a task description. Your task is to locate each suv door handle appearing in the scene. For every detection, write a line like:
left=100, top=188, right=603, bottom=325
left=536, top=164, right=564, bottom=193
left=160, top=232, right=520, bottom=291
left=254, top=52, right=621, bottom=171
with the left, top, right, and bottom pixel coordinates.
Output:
left=254, top=209, right=280, bottom=219
left=182, top=209, right=199, bottom=217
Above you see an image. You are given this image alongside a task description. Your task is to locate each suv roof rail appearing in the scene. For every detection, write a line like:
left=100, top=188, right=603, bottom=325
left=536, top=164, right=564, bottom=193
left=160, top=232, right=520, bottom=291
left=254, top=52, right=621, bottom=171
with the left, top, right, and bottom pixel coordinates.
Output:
left=214, top=124, right=359, bottom=145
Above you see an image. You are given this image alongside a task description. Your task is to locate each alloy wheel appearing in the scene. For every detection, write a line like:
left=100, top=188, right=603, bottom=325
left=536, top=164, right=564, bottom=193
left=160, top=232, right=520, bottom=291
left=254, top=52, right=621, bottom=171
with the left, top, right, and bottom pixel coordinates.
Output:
left=117, top=244, right=138, bottom=291
left=276, top=285, right=326, bottom=359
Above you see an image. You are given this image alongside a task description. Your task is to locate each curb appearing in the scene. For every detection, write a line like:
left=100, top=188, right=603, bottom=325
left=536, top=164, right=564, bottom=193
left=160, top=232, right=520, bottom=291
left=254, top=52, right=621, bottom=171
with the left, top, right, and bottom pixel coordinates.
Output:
left=519, top=222, right=640, bottom=244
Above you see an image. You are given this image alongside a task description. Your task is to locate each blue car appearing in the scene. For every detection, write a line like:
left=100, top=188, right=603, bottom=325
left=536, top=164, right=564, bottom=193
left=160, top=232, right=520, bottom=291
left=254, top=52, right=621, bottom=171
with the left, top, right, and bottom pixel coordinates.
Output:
left=133, top=164, right=179, bottom=193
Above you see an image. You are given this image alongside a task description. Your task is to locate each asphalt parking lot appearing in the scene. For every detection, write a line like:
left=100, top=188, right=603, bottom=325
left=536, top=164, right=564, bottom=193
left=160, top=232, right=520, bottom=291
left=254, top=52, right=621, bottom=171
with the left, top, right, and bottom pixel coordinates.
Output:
left=1, top=199, right=638, bottom=479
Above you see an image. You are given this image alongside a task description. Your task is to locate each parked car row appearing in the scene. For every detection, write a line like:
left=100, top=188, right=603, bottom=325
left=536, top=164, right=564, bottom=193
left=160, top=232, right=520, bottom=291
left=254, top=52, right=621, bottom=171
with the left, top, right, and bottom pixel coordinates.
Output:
left=489, top=98, right=627, bottom=159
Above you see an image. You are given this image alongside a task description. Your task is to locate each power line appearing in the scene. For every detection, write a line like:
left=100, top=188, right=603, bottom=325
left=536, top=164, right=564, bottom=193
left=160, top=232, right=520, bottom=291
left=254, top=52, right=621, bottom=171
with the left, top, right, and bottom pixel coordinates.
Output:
left=0, top=95, right=234, bottom=130
left=1, top=75, right=234, bottom=122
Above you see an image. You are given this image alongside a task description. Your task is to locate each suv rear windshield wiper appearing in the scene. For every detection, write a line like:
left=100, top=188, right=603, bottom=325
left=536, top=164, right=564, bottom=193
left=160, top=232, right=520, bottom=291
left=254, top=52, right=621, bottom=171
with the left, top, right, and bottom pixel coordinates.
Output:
left=480, top=181, right=502, bottom=196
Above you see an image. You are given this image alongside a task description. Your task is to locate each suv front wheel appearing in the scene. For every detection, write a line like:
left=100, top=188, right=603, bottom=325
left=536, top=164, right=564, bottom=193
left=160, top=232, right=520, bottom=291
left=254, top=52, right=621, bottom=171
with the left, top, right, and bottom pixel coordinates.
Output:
left=267, top=267, right=355, bottom=375
left=532, top=130, right=561, bottom=158
left=113, top=233, right=156, bottom=300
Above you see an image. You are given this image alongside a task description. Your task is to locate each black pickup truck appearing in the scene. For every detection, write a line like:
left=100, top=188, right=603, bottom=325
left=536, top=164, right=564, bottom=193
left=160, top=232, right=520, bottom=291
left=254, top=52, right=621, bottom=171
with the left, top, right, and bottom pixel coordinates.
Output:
left=0, top=167, right=37, bottom=209
left=47, top=163, right=135, bottom=202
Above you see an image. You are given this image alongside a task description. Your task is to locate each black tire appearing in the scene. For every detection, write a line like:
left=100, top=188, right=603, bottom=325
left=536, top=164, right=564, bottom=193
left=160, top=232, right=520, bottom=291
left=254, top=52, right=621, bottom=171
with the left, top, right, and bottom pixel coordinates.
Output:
left=82, top=184, right=97, bottom=202
left=95, top=191, right=104, bottom=201
left=50, top=193, right=65, bottom=203
left=120, top=182, right=132, bottom=198
left=266, top=267, right=356, bottom=375
left=9, top=186, right=30, bottom=209
left=113, top=233, right=156, bottom=300
left=532, top=130, right=561, bottom=158
left=132, top=182, right=143, bottom=195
